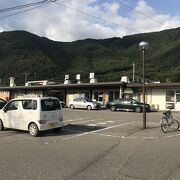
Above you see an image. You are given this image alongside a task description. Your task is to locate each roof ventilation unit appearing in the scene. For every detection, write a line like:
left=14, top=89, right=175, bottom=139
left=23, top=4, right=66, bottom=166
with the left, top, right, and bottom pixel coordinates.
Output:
left=89, top=72, right=97, bottom=83
left=121, top=76, right=130, bottom=83
left=76, top=74, right=82, bottom=84
left=64, top=75, right=71, bottom=84
left=9, top=77, right=16, bottom=87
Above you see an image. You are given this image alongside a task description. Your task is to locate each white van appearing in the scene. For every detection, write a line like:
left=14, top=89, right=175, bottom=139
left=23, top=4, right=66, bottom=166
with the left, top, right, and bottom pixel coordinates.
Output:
left=0, top=97, right=63, bottom=137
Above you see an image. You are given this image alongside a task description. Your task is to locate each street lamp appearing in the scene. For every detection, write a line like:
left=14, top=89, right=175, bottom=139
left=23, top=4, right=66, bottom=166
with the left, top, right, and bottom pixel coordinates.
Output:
left=139, top=41, right=149, bottom=129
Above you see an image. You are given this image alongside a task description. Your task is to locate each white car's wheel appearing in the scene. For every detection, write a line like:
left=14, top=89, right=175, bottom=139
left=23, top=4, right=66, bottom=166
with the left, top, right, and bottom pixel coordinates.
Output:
left=29, top=123, right=39, bottom=137
left=87, top=105, right=92, bottom=110
left=70, top=104, right=75, bottom=109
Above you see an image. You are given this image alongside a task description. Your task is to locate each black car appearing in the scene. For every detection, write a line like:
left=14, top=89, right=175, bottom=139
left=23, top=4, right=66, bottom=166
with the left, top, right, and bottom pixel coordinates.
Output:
left=106, top=98, right=151, bottom=113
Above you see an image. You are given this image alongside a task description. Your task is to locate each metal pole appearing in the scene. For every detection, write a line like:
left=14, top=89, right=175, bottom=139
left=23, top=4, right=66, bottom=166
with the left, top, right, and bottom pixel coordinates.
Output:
left=132, top=62, right=135, bottom=83
left=142, top=50, right=146, bottom=129
left=23, top=73, right=28, bottom=85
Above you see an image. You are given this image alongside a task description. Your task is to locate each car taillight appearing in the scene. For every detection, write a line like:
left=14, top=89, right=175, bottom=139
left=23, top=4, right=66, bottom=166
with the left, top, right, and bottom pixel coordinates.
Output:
left=39, top=120, right=47, bottom=124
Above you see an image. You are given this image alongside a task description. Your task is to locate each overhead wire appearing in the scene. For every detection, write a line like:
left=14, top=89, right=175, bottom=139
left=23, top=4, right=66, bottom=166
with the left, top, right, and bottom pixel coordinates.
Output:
left=0, top=1, right=51, bottom=20
left=0, top=0, right=49, bottom=14
left=0, top=0, right=59, bottom=20
left=0, top=0, right=71, bottom=21
left=117, top=0, right=165, bottom=26
left=54, top=1, right=140, bottom=34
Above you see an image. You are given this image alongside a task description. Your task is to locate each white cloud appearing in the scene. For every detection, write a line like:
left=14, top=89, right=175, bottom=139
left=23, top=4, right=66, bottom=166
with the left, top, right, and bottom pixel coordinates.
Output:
left=0, top=0, right=179, bottom=41
left=131, top=0, right=180, bottom=33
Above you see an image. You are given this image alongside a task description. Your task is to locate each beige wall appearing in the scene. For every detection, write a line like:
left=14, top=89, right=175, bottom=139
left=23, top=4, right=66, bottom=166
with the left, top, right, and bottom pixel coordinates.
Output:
left=103, top=90, right=109, bottom=102
left=0, top=91, right=9, bottom=101
left=139, top=88, right=166, bottom=111
left=150, top=89, right=166, bottom=110
left=66, top=93, right=79, bottom=103
left=14, top=91, right=43, bottom=98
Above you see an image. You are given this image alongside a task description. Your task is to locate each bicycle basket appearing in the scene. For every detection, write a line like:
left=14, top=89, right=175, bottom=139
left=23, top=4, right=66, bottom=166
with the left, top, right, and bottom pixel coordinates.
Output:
left=163, top=110, right=171, bottom=118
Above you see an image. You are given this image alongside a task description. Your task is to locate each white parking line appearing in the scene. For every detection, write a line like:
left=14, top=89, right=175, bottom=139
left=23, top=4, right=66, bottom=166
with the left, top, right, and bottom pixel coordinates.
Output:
left=95, top=131, right=180, bottom=140
left=70, top=118, right=103, bottom=124
left=91, top=121, right=134, bottom=133
left=62, top=121, right=134, bottom=141
left=105, top=121, right=114, bottom=123
left=167, top=133, right=180, bottom=138
left=87, top=124, right=97, bottom=126
left=67, top=118, right=116, bottom=126
left=64, top=117, right=84, bottom=122
left=142, top=137, right=159, bottom=139
left=96, top=122, right=107, bottom=125
left=93, top=133, right=159, bottom=140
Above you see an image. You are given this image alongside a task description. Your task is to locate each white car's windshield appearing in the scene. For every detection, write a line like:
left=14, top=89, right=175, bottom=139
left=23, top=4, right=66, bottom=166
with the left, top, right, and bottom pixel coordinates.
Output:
left=85, top=98, right=93, bottom=102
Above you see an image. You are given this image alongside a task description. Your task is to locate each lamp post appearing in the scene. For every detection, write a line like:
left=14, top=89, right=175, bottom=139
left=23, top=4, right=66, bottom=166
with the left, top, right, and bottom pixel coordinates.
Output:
left=139, top=41, right=149, bottom=129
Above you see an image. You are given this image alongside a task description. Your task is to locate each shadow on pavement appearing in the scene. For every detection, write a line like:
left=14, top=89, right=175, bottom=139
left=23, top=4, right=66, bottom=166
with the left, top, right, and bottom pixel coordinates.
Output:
left=39, top=124, right=106, bottom=137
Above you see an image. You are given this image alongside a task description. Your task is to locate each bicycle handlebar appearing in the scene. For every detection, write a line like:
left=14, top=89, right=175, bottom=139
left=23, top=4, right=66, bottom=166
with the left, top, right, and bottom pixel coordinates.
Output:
left=163, top=109, right=172, bottom=118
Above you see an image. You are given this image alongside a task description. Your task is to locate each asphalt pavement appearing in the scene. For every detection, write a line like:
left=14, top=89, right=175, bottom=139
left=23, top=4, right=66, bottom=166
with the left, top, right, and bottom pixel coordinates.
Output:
left=1, top=109, right=180, bottom=180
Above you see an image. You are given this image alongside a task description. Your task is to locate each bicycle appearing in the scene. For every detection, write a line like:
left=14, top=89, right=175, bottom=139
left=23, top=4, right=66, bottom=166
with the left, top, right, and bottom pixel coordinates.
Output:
left=160, top=109, right=180, bottom=133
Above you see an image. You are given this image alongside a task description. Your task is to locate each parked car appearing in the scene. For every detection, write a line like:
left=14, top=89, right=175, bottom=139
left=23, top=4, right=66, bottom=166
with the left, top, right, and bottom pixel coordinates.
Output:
left=68, top=97, right=101, bottom=110
left=106, top=98, right=151, bottom=113
left=0, top=97, right=64, bottom=136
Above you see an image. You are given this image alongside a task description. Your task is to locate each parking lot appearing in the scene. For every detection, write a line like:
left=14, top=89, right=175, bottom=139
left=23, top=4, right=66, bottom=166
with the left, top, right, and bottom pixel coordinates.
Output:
left=1, top=109, right=180, bottom=180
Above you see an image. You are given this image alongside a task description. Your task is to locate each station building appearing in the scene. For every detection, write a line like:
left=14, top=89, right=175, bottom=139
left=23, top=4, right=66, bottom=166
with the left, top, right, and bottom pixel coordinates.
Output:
left=0, top=75, right=180, bottom=111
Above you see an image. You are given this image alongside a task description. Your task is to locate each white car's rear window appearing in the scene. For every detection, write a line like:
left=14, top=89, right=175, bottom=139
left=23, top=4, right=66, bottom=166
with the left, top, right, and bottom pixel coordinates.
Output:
left=41, top=99, right=61, bottom=111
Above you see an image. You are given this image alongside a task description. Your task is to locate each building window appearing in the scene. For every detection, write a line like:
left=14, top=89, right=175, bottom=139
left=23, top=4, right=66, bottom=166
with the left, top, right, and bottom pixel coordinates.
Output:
left=108, top=91, right=119, bottom=101
left=166, top=90, right=175, bottom=109
left=109, top=91, right=113, bottom=101
left=166, top=90, right=174, bottom=102
left=94, top=91, right=104, bottom=106
left=80, top=92, right=90, bottom=98
left=115, top=91, right=119, bottom=99
left=94, top=91, right=103, bottom=101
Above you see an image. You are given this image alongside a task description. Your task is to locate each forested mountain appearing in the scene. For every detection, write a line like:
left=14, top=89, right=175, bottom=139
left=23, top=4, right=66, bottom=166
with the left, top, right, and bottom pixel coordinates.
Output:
left=0, top=28, right=180, bottom=85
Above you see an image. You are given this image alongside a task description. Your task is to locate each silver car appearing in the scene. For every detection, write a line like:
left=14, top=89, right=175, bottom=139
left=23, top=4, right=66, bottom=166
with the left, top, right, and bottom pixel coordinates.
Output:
left=68, top=97, right=101, bottom=110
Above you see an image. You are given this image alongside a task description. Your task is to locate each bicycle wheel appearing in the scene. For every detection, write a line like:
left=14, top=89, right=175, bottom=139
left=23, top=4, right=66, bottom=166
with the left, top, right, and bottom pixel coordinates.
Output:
left=170, top=118, right=179, bottom=130
left=160, top=117, right=168, bottom=133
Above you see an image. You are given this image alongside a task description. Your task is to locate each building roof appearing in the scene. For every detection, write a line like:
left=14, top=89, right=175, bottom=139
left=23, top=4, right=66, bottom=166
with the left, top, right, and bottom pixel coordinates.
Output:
left=1, top=81, right=180, bottom=91
left=0, top=81, right=126, bottom=91
left=127, top=82, right=180, bottom=89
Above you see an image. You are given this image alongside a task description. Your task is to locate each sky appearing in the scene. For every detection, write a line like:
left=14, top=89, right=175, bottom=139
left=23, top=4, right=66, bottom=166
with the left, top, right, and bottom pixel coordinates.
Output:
left=0, top=0, right=179, bottom=42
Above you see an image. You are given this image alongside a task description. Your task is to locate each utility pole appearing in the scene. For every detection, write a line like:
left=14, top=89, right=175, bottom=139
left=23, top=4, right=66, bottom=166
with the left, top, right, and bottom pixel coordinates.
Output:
left=23, top=73, right=28, bottom=85
left=132, top=62, right=135, bottom=83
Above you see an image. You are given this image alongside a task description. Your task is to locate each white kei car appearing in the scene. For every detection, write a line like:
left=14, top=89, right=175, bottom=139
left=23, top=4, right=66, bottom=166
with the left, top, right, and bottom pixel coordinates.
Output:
left=0, top=97, right=64, bottom=136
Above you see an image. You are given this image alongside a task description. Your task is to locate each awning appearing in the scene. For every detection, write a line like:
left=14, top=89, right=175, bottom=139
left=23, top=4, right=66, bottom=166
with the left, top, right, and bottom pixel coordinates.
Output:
left=124, top=88, right=134, bottom=94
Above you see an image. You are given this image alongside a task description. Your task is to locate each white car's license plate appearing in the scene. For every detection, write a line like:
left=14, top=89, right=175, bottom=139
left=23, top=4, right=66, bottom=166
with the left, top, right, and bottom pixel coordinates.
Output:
left=49, top=123, right=56, bottom=128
